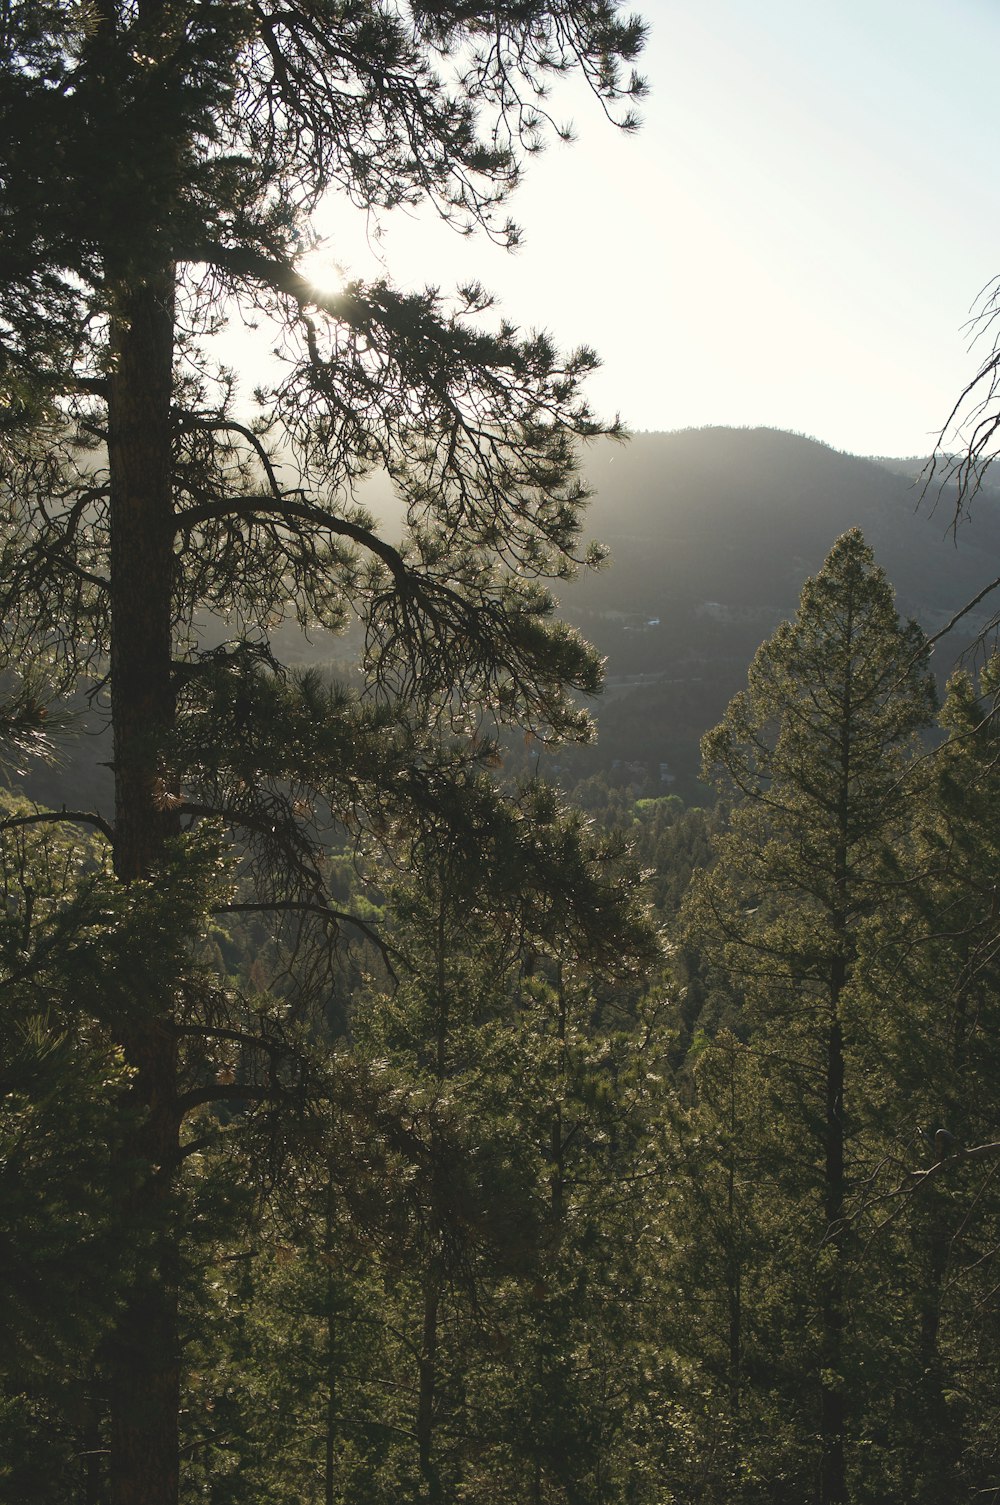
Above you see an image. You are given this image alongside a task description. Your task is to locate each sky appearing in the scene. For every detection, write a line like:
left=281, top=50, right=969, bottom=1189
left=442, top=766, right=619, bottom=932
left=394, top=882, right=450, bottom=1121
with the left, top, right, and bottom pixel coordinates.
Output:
left=293, top=0, right=1000, bottom=459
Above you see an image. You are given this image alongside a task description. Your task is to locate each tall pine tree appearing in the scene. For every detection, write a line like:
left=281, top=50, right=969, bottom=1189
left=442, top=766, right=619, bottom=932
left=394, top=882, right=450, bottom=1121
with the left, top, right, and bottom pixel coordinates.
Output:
left=0, top=5, right=647, bottom=1501
left=685, top=530, right=936, bottom=1504
left=860, top=652, right=1000, bottom=1500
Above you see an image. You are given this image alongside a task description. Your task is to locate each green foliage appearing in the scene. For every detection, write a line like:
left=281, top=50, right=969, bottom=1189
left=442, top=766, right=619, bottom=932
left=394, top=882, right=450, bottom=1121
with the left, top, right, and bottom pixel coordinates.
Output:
left=165, top=772, right=667, bottom=1503
left=690, top=531, right=935, bottom=1034
left=0, top=798, right=177, bottom=1497
left=853, top=651, right=1000, bottom=1500
left=1, top=3, right=656, bottom=1497
left=678, top=532, right=939, bottom=1501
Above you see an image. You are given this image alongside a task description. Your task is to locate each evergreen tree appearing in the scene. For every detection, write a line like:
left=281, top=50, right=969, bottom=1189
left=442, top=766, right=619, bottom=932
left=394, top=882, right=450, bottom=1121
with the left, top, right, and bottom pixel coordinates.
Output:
left=0, top=4, right=647, bottom=1500
left=859, top=652, right=1000, bottom=1500
left=173, top=777, right=660, bottom=1504
left=653, top=1026, right=822, bottom=1505
left=684, top=530, right=936, bottom=1504
left=0, top=795, right=228, bottom=1502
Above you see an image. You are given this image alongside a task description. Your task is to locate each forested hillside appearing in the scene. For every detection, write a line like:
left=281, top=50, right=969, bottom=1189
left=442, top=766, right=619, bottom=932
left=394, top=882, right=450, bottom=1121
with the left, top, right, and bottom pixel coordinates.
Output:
left=8, top=532, right=1000, bottom=1503
left=556, top=427, right=1000, bottom=793
left=22, top=425, right=1000, bottom=812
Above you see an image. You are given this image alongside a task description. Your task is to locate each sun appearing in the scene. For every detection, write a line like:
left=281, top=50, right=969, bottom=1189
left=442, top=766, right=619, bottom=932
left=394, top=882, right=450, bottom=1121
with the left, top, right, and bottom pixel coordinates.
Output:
left=297, top=245, right=347, bottom=301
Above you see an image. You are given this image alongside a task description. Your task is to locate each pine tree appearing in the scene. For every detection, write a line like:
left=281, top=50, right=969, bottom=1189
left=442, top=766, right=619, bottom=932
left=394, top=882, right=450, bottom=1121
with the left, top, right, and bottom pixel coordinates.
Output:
left=685, top=530, right=936, bottom=1504
left=0, top=5, right=647, bottom=1500
left=0, top=794, right=226, bottom=1502
left=860, top=652, right=1000, bottom=1500
left=170, top=777, right=658, bottom=1503
left=346, top=776, right=658, bottom=1504
left=654, top=1027, right=819, bottom=1504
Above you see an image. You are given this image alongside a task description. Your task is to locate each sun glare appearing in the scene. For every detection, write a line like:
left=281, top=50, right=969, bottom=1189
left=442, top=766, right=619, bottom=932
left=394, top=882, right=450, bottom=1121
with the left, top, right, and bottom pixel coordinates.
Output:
left=298, top=246, right=347, bottom=301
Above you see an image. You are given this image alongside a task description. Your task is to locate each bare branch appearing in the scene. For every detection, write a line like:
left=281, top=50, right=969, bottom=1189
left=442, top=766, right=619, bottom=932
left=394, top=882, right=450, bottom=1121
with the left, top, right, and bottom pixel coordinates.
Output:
left=0, top=807, right=114, bottom=845
left=174, top=494, right=408, bottom=586
left=213, top=898, right=399, bottom=975
left=175, top=1079, right=314, bottom=1115
left=175, top=413, right=284, bottom=501
left=920, top=575, right=1000, bottom=656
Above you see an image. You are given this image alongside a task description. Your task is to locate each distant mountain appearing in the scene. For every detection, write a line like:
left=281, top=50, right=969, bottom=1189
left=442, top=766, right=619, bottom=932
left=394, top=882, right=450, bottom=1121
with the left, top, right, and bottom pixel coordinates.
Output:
left=18, top=426, right=1000, bottom=812
left=575, top=426, right=1000, bottom=629
left=548, top=427, right=1000, bottom=795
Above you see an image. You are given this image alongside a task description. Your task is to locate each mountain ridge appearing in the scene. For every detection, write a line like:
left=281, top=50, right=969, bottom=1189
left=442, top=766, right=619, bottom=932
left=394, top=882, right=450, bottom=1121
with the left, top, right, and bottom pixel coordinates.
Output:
left=546, top=426, right=1000, bottom=793
left=18, top=426, right=1000, bottom=809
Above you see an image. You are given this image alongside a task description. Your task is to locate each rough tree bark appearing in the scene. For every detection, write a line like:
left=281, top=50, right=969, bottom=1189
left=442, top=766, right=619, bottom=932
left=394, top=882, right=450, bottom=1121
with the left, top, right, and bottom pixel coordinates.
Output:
left=106, top=261, right=183, bottom=1504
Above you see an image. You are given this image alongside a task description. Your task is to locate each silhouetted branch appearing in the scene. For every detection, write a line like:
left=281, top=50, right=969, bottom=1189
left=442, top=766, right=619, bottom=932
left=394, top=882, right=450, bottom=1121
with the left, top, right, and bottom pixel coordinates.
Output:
left=0, top=808, right=114, bottom=844
left=920, top=575, right=1000, bottom=655
left=217, top=900, right=399, bottom=980
left=176, top=1081, right=301, bottom=1115
left=175, top=493, right=408, bottom=586
left=175, top=413, right=285, bottom=500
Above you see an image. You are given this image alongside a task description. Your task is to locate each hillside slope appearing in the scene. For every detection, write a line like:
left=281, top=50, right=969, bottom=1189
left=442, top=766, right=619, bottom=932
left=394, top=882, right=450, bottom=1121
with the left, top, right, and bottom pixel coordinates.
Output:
left=17, top=427, right=1000, bottom=810
left=550, top=427, right=1000, bottom=793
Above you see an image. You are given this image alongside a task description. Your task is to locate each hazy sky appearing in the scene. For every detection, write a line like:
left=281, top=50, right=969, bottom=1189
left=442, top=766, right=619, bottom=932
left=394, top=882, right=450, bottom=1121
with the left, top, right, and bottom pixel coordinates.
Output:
left=297, top=0, right=1000, bottom=458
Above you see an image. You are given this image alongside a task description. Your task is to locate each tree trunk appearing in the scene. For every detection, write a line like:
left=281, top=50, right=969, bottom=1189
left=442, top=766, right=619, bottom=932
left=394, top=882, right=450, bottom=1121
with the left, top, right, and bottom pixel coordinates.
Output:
left=106, top=265, right=182, bottom=1505
left=911, top=1210, right=951, bottom=1503
left=820, top=636, right=853, bottom=1505
left=416, top=1276, right=442, bottom=1504
left=550, top=964, right=566, bottom=1224
left=108, top=268, right=178, bottom=883
left=820, top=1004, right=846, bottom=1505
left=725, top=1048, right=742, bottom=1415
left=325, top=1175, right=338, bottom=1505
left=82, top=1376, right=109, bottom=1505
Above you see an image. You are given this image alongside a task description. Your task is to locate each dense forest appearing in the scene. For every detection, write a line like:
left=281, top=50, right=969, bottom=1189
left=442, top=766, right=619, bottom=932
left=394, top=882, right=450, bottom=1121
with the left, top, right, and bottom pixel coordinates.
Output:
left=2, top=6, right=1000, bottom=1505
left=7, top=523, right=1000, bottom=1504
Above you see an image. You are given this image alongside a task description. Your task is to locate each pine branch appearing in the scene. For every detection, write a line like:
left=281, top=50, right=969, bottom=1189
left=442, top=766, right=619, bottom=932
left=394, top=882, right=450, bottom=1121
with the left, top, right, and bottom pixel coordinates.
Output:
left=213, top=899, right=400, bottom=975
left=174, top=413, right=285, bottom=500
left=174, top=494, right=409, bottom=587
left=0, top=808, right=114, bottom=844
